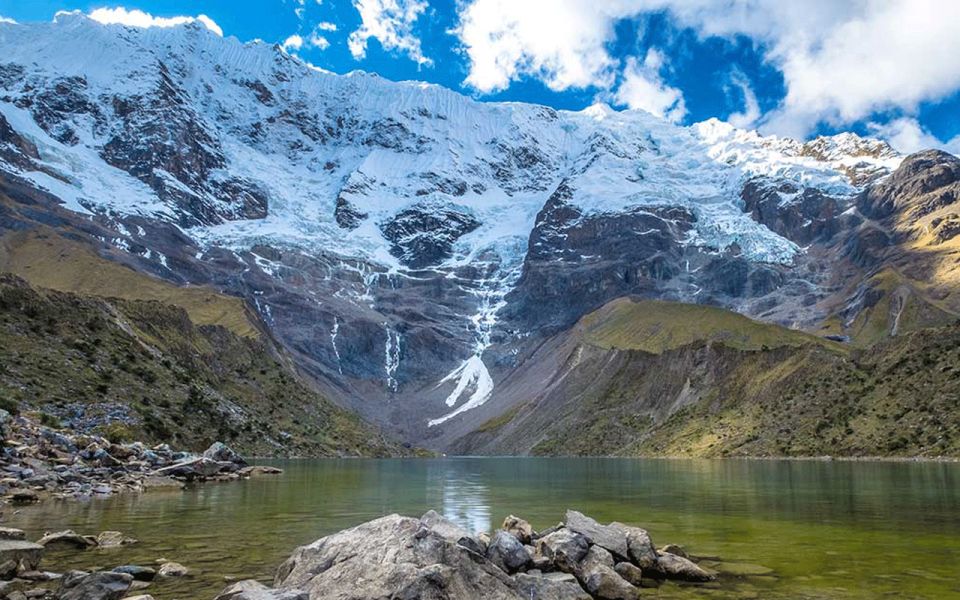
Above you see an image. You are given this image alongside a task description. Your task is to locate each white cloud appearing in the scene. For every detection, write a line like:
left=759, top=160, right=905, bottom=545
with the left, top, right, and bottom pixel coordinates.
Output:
left=0, top=15, right=17, bottom=24
left=724, top=69, right=760, bottom=129
left=454, top=0, right=960, bottom=148
left=348, top=0, right=431, bottom=66
left=281, top=34, right=304, bottom=52
left=88, top=6, right=223, bottom=36
left=316, top=21, right=338, bottom=32
left=613, top=49, right=686, bottom=122
left=867, top=118, right=960, bottom=155
left=456, top=0, right=622, bottom=93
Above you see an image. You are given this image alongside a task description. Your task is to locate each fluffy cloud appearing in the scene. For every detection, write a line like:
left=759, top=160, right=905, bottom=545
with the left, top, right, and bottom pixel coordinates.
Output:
left=88, top=6, right=222, bottom=36
left=348, top=0, right=431, bottom=66
left=0, top=15, right=17, bottom=24
left=454, top=0, right=960, bottom=147
left=614, top=50, right=686, bottom=122
left=281, top=34, right=304, bottom=52
left=868, top=118, right=960, bottom=155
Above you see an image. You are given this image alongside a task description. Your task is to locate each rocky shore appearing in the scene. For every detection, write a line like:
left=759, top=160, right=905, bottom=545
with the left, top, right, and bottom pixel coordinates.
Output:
left=214, top=509, right=717, bottom=600
left=0, top=409, right=280, bottom=504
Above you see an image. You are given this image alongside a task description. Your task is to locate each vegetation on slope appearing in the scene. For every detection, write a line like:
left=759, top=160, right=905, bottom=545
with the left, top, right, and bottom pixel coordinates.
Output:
left=0, top=273, right=399, bottom=457
left=0, top=229, right=257, bottom=337
left=458, top=297, right=959, bottom=458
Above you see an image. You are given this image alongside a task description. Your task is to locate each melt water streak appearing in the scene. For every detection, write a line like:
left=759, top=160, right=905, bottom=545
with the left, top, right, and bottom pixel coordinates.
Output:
left=7, top=458, right=959, bottom=600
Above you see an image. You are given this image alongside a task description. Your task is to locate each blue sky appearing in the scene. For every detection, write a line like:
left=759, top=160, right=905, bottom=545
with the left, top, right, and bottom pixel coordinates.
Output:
left=2, top=0, right=959, bottom=153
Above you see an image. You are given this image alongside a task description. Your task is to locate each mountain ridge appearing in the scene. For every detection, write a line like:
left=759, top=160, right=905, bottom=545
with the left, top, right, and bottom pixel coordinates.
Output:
left=1, top=14, right=958, bottom=453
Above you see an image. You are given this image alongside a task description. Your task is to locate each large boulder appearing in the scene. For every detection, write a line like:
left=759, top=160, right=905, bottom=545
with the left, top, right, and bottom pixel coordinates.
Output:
left=215, top=579, right=308, bottom=600
left=610, top=523, right=658, bottom=570
left=58, top=570, right=132, bottom=600
left=485, top=531, right=532, bottom=574
left=574, top=546, right=638, bottom=600
left=565, top=511, right=628, bottom=559
left=536, top=528, right=589, bottom=574
left=275, top=514, right=541, bottom=599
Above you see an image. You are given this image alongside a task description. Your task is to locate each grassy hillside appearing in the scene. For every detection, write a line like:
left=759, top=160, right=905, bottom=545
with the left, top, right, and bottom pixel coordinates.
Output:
left=0, top=229, right=258, bottom=338
left=0, top=273, right=400, bottom=457
left=457, top=297, right=959, bottom=458
left=581, top=297, right=833, bottom=353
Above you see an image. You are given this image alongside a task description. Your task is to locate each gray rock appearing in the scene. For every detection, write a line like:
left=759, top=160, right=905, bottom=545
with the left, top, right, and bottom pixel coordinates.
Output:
left=485, top=531, right=532, bottom=574
left=651, top=553, right=714, bottom=582
left=58, top=570, right=132, bottom=600
left=513, top=571, right=591, bottom=600
left=610, top=523, right=658, bottom=570
left=613, top=562, right=643, bottom=586
left=579, top=564, right=640, bottom=600
left=0, top=528, right=26, bottom=541
left=36, top=530, right=96, bottom=549
left=0, top=540, right=44, bottom=572
left=214, top=579, right=308, bottom=600
left=659, top=543, right=688, bottom=558
left=96, top=531, right=137, bottom=548
left=501, top=515, right=534, bottom=544
left=579, top=545, right=615, bottom=571
left=420, top=510, right=471, bottom=542
left=275, top=514, right=530, bottom=599
left=565, top=510, right=629, bottom=559
left=536, top=528, right=589, bottom=574
left=157, top=562, right=189, bottom=577
left=203, top=442, right=246, bottom=466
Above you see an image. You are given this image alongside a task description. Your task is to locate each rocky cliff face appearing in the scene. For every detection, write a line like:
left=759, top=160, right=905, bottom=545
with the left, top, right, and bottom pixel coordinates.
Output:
left=0, top=14, right=957, bottom=451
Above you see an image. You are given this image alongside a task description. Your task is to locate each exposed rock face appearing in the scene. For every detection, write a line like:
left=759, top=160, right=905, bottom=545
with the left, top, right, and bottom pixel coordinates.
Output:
left=380, top=203, right=481, bottom=268
left=260, top=510, right=715, bottom=600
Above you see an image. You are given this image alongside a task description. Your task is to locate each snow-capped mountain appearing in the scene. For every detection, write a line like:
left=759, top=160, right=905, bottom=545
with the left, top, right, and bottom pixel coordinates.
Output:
left=0, top=13, right=914, bottom=444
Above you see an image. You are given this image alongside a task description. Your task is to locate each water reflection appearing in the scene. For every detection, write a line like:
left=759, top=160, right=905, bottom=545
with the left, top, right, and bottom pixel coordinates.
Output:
left=426, top=459, right=491, bottom=533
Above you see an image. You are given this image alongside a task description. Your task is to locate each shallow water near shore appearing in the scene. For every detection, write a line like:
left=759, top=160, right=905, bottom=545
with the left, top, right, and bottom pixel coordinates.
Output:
left=4, top=457, right=960, bottom=599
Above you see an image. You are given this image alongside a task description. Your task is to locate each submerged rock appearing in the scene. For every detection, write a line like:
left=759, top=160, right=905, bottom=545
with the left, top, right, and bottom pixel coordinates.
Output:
left=650, top=552, right=715, bottom=582
left=214, top=579, right=308, bottom=600
left=58, top=570, right=132, bottom=600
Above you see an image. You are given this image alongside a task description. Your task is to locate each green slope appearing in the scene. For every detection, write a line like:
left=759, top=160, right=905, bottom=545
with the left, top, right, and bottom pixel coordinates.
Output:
left=0, top=274, right=400, bottom=457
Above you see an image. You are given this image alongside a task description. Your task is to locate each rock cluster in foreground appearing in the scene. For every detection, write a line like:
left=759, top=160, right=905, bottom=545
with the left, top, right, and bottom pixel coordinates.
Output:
left=0, top=410, right=279, bottom=503
left=218, top=509, right=716, bottom=600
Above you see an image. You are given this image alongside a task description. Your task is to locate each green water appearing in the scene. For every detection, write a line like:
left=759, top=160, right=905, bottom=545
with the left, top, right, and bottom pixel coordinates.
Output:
left=5, top=458, right=960, bottom=599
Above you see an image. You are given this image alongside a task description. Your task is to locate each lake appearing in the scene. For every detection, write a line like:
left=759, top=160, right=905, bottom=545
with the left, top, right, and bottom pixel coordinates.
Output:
left=6, top=457, right=960, bottom=599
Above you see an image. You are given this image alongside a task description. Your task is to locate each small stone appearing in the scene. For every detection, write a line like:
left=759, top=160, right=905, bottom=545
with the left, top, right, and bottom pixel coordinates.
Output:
left=660, top=543, right=688, bottom=558
left=485, top=530, right=532, bottom=574
left=501, top=515, right=534, bottom=544
left=157, top=562, right=189, bottom=577
left=9, top=489, right=39, bottom=504
left=614, top=562, right=643, bottom=586
left=96, top=531, right=138, bottom=548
